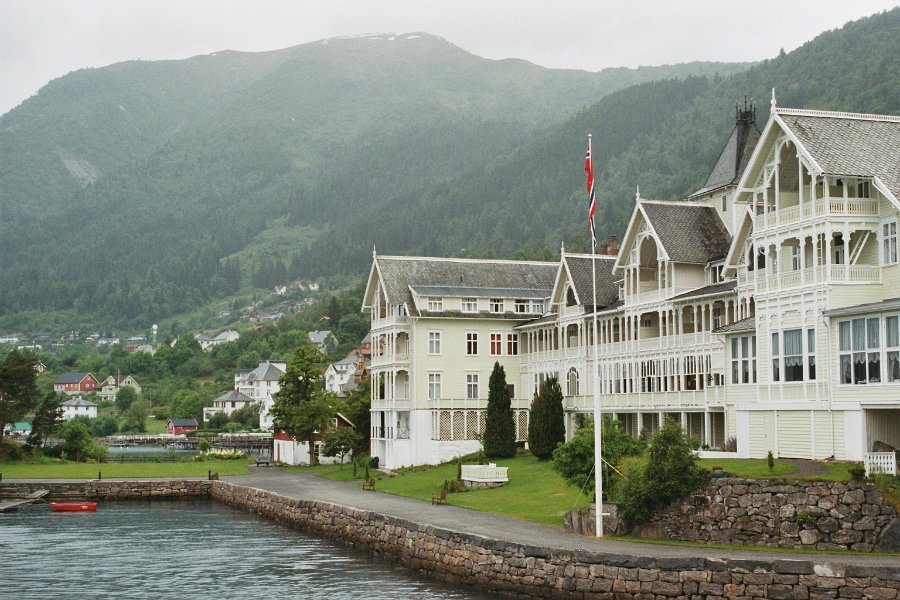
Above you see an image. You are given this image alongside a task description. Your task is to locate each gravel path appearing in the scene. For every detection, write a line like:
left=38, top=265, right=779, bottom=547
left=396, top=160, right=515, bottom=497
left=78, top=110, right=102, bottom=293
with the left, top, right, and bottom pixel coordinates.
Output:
left=224, top=469, right=899, bottom=567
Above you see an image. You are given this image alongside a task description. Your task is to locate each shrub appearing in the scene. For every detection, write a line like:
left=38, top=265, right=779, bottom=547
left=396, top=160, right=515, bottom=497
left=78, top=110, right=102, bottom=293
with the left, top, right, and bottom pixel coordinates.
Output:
left=193, top=449, right=246, bottom=461
left=767, top=450, right=775, bottom=472
left=0, top=438, right=27, bottom=461
left=483, top=362, right=516, bottom=459
left=723, top=436, right=737, bottom=452
left=848, top=463, right=866, bottom=481
left=615, top=418, right=706, bottom=525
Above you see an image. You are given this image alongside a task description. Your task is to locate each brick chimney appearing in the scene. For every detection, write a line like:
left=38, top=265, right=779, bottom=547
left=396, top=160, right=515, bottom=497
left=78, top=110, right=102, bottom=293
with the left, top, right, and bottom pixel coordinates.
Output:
left=608, top=235, right=619, bottom=256
left=599, top=243, right=609, bottom=255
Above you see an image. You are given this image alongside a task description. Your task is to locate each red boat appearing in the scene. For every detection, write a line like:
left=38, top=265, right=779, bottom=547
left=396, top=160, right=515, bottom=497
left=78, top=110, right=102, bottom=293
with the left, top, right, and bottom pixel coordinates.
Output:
left=50, top=501, right=97, bottom=512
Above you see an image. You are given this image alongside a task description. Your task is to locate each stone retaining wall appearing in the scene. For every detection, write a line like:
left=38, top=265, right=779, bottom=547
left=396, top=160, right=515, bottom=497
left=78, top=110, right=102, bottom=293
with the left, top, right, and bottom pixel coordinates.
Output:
left=1, top=479, right=211, bottom=500
left=210, top=481, right=900, bottom=599
left=632, top=478, right=897, bottom=551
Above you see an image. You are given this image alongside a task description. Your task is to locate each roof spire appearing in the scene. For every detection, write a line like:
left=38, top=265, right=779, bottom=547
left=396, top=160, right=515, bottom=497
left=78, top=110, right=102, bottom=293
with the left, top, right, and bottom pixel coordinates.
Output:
left=770, top=88, right=777, bottom=111
left=372, top=245, right=377, bottom=258
left=560, top=240, right=565, bottom=256
left=635, top=184, right=641, bottom=202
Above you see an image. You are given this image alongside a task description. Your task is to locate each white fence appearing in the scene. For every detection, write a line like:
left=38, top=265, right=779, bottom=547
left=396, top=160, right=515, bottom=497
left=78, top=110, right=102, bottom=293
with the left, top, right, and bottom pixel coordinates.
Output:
left=864, top=452, right=897, bottom=477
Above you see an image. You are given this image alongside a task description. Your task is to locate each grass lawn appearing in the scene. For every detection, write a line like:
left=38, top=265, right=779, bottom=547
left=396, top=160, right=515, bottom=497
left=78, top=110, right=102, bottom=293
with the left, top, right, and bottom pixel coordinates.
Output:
left=370, top=453, right=588, bottom=527
left=696, top=458, right=854, bottom=481
left=0, top=459, right=253, bottom=479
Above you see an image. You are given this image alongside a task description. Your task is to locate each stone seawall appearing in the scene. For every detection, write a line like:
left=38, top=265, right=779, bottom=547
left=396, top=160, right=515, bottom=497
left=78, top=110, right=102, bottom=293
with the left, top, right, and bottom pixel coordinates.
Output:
left=1, top=480, right=211, bottom=500
left=210, top=481, right=900, bottom=600
left=633, top=478, right=897, bottom=552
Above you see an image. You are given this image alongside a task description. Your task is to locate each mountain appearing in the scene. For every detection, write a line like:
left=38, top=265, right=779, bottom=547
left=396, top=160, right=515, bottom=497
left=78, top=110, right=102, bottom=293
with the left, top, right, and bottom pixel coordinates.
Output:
left=3, top=8, right=899, bottom=333
left=0, top=32, right=750, bottom=331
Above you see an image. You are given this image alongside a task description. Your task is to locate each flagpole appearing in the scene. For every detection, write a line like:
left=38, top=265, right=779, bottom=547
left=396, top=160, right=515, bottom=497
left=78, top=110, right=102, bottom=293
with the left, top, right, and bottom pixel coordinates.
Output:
left=589, top=134, right=604, bottom=537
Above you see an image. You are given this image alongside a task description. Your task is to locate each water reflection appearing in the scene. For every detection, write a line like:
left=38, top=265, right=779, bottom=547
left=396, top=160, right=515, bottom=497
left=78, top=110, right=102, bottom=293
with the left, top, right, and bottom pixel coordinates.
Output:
left=0, top=500, right=494, bottom=599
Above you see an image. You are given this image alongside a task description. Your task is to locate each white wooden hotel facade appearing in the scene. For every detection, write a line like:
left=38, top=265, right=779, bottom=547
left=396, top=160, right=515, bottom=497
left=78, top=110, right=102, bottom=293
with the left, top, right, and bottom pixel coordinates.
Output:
left=363, top=101, right=900, bottom=472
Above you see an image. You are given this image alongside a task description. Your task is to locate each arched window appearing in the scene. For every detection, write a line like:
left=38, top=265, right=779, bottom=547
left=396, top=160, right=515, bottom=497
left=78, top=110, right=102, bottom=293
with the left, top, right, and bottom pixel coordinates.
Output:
left=567, top=367, right=579, bottom=396
left=566, top=286, right=577, bottom=307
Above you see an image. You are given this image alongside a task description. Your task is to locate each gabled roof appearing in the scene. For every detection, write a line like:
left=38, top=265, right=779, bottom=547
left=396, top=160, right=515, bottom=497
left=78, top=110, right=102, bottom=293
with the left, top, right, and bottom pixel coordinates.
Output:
left=61, top=397, right=97, bottom=408
left=776, top=108, right=900, bottom=201
left=823, top=297, right=900, bottom=318
left=692, top=109, right=761, bottom=197
left=168, top=419, right=198, bottom=427
left=244, top=361, right=285, bottom=383
left=212, top=390, right=255, bottom=404
left=364, top=255, right=557, bottom=315
left=640, top=201, right=732, bottom=264
left=55, top=372, right=94, bottom=384
left=556, top=254, right=619, bottom=310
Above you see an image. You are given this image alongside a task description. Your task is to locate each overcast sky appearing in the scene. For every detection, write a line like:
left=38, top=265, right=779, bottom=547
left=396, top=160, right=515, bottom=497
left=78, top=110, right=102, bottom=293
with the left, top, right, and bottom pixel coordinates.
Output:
left=1, top=0, right=897, bottom=115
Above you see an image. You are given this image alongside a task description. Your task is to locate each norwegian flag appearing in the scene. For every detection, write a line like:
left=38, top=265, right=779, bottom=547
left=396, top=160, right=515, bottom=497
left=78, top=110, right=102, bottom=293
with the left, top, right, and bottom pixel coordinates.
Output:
left=584, top=140, right=596, bottom=246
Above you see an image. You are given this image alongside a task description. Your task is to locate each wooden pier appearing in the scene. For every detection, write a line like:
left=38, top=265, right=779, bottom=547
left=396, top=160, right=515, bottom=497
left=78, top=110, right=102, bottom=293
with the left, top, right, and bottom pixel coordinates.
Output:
left=0, top=489, right=49, bottom=512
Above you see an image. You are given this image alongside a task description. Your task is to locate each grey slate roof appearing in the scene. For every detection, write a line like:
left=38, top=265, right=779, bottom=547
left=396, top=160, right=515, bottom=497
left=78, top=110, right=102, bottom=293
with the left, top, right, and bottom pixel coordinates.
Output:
left=169, top=419, right=198, bottom=427
left=61, top=397, right=97, bottom=408
left=245, top=361, right=285, bottom=382
left=641, top=201, right=732, bottom=263
left=212, top=390, right=255, bottom=404
left=778, top=109, right=900, bottom=200
left=695, top=119, right=761, bottom=196
left=671, top=280, right=737, bottom=301
left=375, top=256, right=557, bottom=314
left=563, top=255, right=619, bottom=309
left=55, top=372, right=92, bottom=384
left=713, top=316, right=756, bottom=334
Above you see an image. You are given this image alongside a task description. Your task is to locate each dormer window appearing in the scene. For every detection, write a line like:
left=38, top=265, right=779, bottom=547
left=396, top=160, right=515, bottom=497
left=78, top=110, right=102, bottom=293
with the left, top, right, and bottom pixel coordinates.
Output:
left=427, top=297, right=443, bottom=312
left=857, top=180, right=870, bottom=198
left=489, top=298, right=503, bottom=313
left=461, top=297, right=478, bottom=313
left=531, top=300, right=544, bottom=314
left=514, top=299, right=528, bottom=314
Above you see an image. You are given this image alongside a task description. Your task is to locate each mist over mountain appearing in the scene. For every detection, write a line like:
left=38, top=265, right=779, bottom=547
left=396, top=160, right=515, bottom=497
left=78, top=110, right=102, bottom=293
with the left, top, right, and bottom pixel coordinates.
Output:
left=1, top=12, right=897, bottom=332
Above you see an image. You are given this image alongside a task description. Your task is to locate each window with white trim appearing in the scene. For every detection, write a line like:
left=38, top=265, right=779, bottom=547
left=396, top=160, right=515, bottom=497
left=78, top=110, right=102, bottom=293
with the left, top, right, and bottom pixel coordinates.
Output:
left=807, top=329, right=816, bottom=380
left=490, top=298, right=504, bottom=313
left=427, top=297, right=443, bottom=311
left=887, top=316, right=899, bottom=383
left=884, top=221, right=897, bottom=265
left=839, top=318, right=881, bottom=384
left=428, top=373, right=442, bottom=400
left=531, top=299, right=544, bottom=314
left=490, top=333, right=502, bottom=356
left=771, top=332, right=780, bottom=382
left=783, top=329, right=803, bottom=382
left=567, top=367, right=579, bottom=396
left=730, top=335, right=756, bottom=384
left=514, top=299, right=528, bottom=314
left=461, top=297, right=478, bottom=313
left=466, top=332, right=478, bottom=355
left=465, top=373, right=479, bottom=400
left=428, top=331, right=441, bottom=355
left=507, top=333, right=518, bottom=356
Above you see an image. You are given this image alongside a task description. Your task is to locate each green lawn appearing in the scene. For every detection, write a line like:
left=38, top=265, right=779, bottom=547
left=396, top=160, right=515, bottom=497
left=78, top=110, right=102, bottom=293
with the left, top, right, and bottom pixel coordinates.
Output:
left=696, top=458, right=853, bottom=481
left=367, top=454, right=589, bottom=527
left=0, top=459, right=252, bottom=479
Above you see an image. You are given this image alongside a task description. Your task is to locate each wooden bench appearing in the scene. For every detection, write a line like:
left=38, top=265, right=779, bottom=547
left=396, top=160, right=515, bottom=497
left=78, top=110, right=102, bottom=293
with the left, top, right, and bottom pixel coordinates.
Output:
left=255, top=458, right=272, bottom=467
left=362, top=477, right=376, bottom=491
left=431, top=486, right=448, bottom=505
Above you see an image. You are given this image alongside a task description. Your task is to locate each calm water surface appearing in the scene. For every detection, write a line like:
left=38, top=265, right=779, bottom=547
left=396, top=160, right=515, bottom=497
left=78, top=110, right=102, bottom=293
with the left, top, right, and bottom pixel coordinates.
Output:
left=0, top=499, right=495, bottom=599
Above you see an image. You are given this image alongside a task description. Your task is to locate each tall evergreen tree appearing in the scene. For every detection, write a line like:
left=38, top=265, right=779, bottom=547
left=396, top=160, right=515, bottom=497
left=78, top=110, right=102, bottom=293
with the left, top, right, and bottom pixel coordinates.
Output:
left=483, top=362, right=516, bottom=459
left=527, top=377, right=565, bottom=460
left=27, top=391, right=65, bottom=449
left=0, top=350, right=39, bottom=442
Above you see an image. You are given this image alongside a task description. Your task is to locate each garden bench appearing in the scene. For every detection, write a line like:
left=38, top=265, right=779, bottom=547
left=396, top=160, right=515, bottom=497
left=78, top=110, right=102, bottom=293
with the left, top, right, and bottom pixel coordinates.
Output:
left=362, top=477, right=376, bottom=491
left=431, top=486, right=448, bottom=505
left=255, top=458, right=272, bottom=467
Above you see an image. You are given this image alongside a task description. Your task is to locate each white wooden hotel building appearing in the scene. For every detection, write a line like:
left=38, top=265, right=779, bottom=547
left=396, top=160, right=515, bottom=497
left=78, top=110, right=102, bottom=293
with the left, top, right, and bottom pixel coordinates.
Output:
left=363, top=101, right=900, bottom=472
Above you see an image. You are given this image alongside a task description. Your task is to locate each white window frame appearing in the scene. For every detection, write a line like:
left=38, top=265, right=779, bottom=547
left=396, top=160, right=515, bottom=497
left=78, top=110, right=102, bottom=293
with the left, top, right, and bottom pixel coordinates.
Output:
left=883, top=221, right=897, bottom=265
left=427, top=372, right=442, bottom=400
left=461, top=297, right=478, bottom=313
left=428, top=331, right=441, bottom=355
left=887, top=315, right=899, bottom=383
left=730, top=334, right=756, bottom=384
left=465, top=372, right=479, bottom=400
left=531, top=299, right=544, bottom=314
left=507, top=333, right=518, bottom=356
left=489, top=298, right=504, bottom=313
left=839, top=318, right=882, bottom=385
left=490, top=333, right=502, bottom=356
left=427, top=297, right=443, bottom=312
left=514, top=299, right=528, bottom=314
left=466, top=332, right=478, bottom=356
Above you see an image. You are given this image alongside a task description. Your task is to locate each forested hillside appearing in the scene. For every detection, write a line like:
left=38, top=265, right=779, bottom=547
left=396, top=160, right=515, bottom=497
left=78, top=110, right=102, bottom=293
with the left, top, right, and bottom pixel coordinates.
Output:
left=1, top=9, right=898, bottom=333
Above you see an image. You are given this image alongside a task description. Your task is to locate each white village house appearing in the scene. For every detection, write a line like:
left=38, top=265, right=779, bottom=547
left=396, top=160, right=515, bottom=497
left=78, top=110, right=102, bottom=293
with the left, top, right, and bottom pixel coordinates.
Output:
left=363, top=101, right=900, bottom=474
left=234, top=361, right=286, bottom=430
left=203, top=389, right=256, bottom=423
left=61, top=396, right=98, bottom=420
left=97, top=375, right=142, bottom=402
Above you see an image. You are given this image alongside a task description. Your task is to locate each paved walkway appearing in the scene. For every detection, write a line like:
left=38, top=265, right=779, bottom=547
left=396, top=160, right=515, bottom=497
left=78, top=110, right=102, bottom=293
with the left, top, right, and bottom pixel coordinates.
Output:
left=224, top=470, right=899, bottom=567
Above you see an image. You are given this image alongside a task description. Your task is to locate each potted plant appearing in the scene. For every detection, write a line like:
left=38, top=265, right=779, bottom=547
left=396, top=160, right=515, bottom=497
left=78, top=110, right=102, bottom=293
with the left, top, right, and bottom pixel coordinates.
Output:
left=848, top=463, right=866, bottom=481
left=710, top=464, right=724, bottom=478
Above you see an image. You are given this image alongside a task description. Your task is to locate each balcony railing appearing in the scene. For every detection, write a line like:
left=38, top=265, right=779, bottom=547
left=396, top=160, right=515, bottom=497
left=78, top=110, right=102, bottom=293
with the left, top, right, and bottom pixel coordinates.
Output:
left=371, top=315, right=409, bottom=329
left=371, top=396, right=411, bottom=409
left=757, top=195, right=878, bottom=230
left=371, top=351, right=410, bottom=367
left=563, top=387, right=725, bottom=411
left=430, top=397, right=532, bottom=410
left=758, top=265, right=881, bottom=291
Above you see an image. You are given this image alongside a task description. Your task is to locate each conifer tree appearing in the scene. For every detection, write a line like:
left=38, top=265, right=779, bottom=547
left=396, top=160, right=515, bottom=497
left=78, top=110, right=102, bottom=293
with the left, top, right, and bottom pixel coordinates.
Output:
left=483, top=362, right=516, bottom=459
left=527, top=377, right=565, bottom=460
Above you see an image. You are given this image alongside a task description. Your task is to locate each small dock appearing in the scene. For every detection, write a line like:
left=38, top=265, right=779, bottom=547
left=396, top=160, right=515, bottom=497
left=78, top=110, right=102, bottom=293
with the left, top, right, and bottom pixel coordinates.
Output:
left=0, top=489, right=49, bottom=512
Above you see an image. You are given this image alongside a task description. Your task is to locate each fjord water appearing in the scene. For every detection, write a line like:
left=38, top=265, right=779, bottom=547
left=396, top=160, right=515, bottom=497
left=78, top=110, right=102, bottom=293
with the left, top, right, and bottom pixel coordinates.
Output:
left=0, top=500, right=494, bottom=599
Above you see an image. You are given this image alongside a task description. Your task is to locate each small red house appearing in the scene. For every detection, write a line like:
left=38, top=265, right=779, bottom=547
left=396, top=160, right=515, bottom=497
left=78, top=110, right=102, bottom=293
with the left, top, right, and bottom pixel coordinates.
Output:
left=53, top=372, right=100, bottom=395
left=167, top=419, right=199, bottom=435
left=273, top=413, right=355, bottom=466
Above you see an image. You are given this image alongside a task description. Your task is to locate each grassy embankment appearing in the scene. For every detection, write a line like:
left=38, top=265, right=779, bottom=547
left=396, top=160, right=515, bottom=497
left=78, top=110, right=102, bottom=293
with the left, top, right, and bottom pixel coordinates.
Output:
left=0, top=459, right=253, bottom=478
